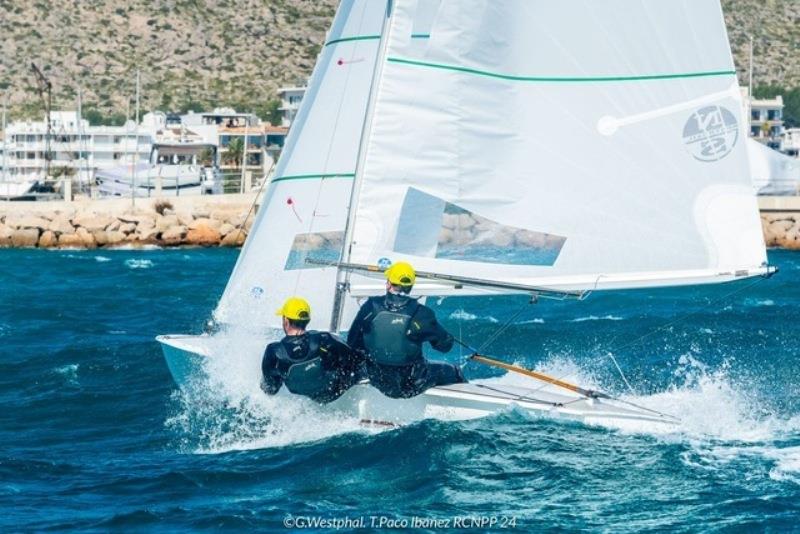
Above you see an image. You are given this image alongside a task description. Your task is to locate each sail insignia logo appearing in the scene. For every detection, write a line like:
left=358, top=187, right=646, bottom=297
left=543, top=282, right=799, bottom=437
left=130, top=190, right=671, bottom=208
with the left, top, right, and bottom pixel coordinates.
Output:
left=682, top=106, right=739, bottom=162
left=250, top=286, right=264, bottom=299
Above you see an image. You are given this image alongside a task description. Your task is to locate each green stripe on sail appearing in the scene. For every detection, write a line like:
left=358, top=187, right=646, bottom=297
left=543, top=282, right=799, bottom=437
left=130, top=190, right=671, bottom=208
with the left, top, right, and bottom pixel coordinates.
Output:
left=325, top=35, right=381, bottom=46
left=387, top=57, right=736, bottom=83
left=272, top=173, right=356, bottom=183
left=325, top=34, right=429, bottom=46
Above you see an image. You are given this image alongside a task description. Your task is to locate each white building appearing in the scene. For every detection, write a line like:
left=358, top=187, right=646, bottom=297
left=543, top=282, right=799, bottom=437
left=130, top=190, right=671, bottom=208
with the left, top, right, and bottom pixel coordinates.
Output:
left=741, top=88, right=784, bottom=141
left=1, top=111, right=151, bottom=196
left=278, top=85, right=306, bottom=127
left=781, top=128, right=800, bottom=158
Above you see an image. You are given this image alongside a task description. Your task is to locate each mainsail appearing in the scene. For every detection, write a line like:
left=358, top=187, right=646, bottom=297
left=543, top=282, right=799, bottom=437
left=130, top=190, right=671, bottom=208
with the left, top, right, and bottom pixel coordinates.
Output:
left=214, top=0, right=389, bottom=330
left=343, top=0, right=769, bottom=296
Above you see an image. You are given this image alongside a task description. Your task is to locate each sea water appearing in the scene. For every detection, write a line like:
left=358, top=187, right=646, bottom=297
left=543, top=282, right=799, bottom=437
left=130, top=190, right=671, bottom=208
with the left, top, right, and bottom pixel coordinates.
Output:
left=1, top=248, right=799, bottom=531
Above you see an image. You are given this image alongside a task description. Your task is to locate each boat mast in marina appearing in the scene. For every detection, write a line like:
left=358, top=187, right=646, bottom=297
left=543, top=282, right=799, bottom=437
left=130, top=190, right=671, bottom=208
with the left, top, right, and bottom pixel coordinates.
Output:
left=131, top=69, right=141, bottom=206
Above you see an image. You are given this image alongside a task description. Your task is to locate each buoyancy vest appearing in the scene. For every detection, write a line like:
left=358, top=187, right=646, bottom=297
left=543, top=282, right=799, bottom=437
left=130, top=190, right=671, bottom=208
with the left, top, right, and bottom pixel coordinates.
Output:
left=275, top=333, right=335, bottom=397
left=363, top=299, right=422, bottom=366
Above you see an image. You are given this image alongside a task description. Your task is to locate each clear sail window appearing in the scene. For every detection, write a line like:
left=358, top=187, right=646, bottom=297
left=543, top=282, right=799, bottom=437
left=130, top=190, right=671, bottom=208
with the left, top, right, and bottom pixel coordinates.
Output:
left=285, top=231, right=344, bottom=270
left=394, top=188, right=565, bottom=266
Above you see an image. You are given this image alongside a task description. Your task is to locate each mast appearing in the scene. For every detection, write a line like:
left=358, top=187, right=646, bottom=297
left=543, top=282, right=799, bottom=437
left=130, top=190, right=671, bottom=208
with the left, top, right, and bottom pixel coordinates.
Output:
left=748, top=35, right=754, bottom=131
left=131, top=69, right=140, bottom=206
left=329, top=0, right=394, bottom=332
left=1, top=95, right=6, bottom=197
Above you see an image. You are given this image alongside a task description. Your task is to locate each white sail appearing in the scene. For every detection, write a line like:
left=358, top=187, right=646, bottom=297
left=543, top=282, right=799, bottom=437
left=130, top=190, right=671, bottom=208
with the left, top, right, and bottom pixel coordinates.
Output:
left=215, top=0, right=388, bottom=330
left=345, top=0, right=769, bottom=295
left=748, top=138, right=800, bottom=195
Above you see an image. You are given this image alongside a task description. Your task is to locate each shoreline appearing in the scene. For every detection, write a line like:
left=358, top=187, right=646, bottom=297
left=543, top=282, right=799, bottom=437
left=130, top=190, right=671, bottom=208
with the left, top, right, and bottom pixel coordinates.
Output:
left=0, top=194, right=258, bottom=249
left=2, top=195, right=800, bottom=251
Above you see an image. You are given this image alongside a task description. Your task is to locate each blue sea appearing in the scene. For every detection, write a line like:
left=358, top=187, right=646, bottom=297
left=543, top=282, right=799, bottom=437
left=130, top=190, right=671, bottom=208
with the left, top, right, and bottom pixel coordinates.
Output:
left=2, top=248, right=799, bottom=531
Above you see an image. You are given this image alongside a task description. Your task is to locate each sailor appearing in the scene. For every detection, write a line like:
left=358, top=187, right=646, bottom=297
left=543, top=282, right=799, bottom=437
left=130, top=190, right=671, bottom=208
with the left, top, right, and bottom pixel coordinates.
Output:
left=261, top=297, right=364, bottom=404
left=348, top=262, right=466, bottom=398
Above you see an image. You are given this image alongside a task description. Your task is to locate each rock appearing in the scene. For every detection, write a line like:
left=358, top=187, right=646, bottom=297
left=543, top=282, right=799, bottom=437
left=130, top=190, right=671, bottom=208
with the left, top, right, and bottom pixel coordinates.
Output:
left=155, top=214, right=179, bottom=233
left=514, top=230, right=546, bottom=248
left=453, top=228, right=476, bottom=246
left=107, top=220, right=121, bottom=232
left=119, top=212, right=155, bottom=226
left=221, top=228, right=246, bottom=247
left=437, top=227, right=454, bottom=245
left=210, top=209, right=237, bottom=222
left=185, top=223, right=221, bottom=246
left=5, top=215, right=50, bottom=230
left=72, top=212, right=114, bottom=232
left=137, top=226, right=158, bottom=241
left=192, top=208, right=211, bottom=219
left=493, top=232, right=514, bottom=247
left=119, top=223, right=136, bottom=234
left=105, top=231, right=126, bottom=245
left=11, top=228, right=40, bottom=247
left=58, top=233, right=83, bottom=248
left=48, top=214, right=76, bottom=235
left=0, top=223, right=12, bottom=240
left=457, top=213, right=476, bottom=229
left=76, top=227, right=96, bottom=248
left=218, top=223, right=235, bottom=236
left=93, top=230, right=109, bottom=246
left=176, top=211, right=194, bottom=227
left=38, top=230, right=57, bottom=248
left=442, top=213, right=459, bottom=230
left=161, top=225, right=187, bottom=246
left=189, top=217, right=222, bottom=230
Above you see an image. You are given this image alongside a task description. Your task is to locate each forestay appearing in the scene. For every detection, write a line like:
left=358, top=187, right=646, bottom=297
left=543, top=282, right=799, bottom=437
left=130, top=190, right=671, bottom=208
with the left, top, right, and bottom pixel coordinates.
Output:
left=214, top=0, right=388, bottom=330
left=345, top=0, right=769, bottom=295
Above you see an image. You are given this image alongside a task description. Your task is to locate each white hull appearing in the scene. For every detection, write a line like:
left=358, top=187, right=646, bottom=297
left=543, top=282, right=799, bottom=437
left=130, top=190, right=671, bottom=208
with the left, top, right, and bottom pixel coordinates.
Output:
left=157, top=334, right=677, bottom=430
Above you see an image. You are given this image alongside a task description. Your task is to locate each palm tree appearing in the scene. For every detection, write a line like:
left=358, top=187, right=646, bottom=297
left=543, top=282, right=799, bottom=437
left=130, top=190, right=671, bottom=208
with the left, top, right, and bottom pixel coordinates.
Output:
left=224, top=138, right=244, bottom=168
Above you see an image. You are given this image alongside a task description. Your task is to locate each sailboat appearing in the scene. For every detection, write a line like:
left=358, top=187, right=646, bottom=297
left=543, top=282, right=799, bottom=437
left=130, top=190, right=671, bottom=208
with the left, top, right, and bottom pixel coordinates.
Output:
left=158, top=0, right=772, bottom=429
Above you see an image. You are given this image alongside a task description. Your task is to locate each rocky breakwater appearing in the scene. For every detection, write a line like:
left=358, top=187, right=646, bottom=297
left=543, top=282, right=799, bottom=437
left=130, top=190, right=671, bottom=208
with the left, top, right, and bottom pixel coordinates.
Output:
left=0, top=202, right=255, bottom=249
left=761, top=213, right=800, bottom=250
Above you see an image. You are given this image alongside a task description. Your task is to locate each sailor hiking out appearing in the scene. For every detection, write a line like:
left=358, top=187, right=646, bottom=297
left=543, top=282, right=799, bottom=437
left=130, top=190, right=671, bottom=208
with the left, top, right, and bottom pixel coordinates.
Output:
left=348, top=262, right=466, bottom=398
left=261, top=297, right=364, bottom=404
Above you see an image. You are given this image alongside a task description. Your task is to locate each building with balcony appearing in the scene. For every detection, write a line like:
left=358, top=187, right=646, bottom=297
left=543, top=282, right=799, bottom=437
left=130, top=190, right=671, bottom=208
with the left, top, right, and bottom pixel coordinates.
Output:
left=742, top=87, right=784, bottom=141
left=278, top=84, right=307, bottom=127
left=1, top=111, right=152, bottom=194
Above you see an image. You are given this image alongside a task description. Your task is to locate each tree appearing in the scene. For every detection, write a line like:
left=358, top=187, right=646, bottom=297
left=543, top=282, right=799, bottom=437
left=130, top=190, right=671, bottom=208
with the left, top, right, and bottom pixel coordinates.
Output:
left=224, top=138, right=244, bottom=168
left=199, top=147, right=215, bottom=166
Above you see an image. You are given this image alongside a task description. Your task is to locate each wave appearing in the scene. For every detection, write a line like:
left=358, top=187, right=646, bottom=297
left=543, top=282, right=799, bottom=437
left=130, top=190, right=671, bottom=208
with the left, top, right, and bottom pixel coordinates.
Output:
left=125, top=259, right=154, bottom=269
left=570, top=315, right=624, bottom=323
left=448, top=309, right=499, bottom=323
left=94, top=256, right=111, bottom=262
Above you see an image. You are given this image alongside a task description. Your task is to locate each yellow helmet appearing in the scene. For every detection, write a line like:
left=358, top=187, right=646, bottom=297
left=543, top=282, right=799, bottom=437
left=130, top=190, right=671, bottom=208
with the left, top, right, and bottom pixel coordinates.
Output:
left=275, top=296, right=311, bottom=321
left=385, top=261, right=416, bottom=287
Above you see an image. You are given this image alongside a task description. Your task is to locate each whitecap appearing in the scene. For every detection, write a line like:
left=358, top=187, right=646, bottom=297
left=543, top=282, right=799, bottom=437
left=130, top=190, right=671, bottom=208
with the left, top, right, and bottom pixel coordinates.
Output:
left=94, top=256, right=111, bottom=262
left=570, top=315, right=623, bottom=323
left=449, top=309, right=478, bottom=321
left=125, top=259, right=154, bottom=269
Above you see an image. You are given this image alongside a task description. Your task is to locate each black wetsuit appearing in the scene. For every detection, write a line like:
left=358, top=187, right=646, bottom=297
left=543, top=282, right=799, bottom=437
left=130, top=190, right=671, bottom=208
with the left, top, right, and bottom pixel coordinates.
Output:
left=260, top=331, right=364, bottom=404
left=348, top=292, right=466, bottom=399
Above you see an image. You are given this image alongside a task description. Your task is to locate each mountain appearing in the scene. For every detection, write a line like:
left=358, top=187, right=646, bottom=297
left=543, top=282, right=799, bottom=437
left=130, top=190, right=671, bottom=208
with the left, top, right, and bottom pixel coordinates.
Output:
left=0, top=0, right=797, bottom=123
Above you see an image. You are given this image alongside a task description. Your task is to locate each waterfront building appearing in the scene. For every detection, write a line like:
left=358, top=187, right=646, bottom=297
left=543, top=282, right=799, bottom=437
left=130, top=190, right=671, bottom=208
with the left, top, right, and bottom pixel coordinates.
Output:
left=277, top=84, right=307, bottom=127
left=1, top=111, right=151, bottom=197
left=781, top=128, right=800, bottom=158
left=741, top=87, right=784, bottom=141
